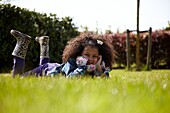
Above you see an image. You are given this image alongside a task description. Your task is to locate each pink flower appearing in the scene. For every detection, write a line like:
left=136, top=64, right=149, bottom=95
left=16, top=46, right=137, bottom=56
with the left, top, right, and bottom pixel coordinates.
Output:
left=76, top=56, right=88, bottom=66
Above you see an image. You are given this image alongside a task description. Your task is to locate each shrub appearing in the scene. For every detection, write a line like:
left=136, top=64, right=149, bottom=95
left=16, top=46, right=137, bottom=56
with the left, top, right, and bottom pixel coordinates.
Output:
left=0, top=4, right=79, bottom=72
left=104, top=30, right=170, bottom=69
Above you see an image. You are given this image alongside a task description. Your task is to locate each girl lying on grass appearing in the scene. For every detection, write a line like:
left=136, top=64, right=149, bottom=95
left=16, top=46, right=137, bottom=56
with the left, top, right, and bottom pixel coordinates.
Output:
left=10, top=30, right=116, bottom=78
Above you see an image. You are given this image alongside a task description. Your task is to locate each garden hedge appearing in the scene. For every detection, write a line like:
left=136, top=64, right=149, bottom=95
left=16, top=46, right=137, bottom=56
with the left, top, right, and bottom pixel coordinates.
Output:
left=0, top=4, right=79, bottom=72
left=104, top=30, right=170, bottom=69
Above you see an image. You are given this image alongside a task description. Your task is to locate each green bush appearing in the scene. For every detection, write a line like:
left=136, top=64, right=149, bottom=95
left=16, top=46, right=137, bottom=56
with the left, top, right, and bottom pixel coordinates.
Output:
left=0, top=4, right=79, bottom=72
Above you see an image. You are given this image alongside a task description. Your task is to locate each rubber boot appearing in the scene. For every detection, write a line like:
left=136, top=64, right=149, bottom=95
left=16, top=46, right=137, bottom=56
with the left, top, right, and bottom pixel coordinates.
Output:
left=35, top=36, right=50, bottom=65
left=10, top=29, right=31, bottom=77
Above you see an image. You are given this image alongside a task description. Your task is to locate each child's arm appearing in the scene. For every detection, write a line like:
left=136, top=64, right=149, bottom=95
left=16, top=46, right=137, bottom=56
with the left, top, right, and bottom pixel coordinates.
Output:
left=93, top=56, right=111, bottom=77
left=62, top=57, right=87, bottom=77
left=67, top=67, right=86, bottom=77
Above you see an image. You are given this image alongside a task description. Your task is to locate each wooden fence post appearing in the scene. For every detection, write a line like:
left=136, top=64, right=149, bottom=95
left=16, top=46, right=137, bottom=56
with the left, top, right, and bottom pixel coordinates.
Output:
left=136, top=0, right=140, bottom=71
left=146, top=27, right=152, bottom=71
left=126, top=29, right=130, bottom=71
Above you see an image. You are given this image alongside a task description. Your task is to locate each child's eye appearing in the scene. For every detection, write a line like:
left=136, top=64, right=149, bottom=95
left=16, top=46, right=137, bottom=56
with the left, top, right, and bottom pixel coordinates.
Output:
left=93, top=56, right=98, bottom=58
left=83, top=54, right=89, bottom=57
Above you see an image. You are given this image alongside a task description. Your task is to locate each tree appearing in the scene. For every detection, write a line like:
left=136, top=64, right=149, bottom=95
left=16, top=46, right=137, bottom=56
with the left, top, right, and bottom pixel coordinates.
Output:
left=164, top=21, right=170, bottom=30
left=0, top=4, right=79, bottom=72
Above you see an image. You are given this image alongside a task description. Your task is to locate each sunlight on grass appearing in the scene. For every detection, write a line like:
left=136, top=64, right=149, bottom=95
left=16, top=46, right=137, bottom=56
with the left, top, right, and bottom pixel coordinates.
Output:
left=0, top=70, right=170, bottom=113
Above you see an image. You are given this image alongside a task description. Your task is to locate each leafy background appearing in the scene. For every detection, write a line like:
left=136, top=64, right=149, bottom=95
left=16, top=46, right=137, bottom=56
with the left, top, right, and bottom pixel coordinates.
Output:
left=0, top=4, right=170, bottom=73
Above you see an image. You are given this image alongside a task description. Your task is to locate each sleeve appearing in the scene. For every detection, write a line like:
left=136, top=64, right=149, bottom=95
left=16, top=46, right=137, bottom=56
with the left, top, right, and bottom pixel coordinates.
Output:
left=103, top=67, right=110, bottom=77
left=61, top=57, right=87, bottom=77
left=94, top=61, right=111, bottom=77
left=67, top=66, right=86, bottom=77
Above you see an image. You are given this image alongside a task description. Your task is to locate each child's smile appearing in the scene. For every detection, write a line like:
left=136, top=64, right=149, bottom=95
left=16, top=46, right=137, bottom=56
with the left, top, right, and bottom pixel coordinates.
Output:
left=81, top=46, right=99, bottom=65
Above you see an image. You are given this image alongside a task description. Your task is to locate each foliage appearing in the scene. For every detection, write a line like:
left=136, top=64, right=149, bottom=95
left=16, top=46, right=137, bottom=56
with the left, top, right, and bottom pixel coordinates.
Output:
left=0, top=4, right=79, bottom=72
left=164, top=21, right=170, bottom=30
left=0, top=69, right=170, bottom=113
left=0, top=4, right=170, bottom=73
left=104, top=30, right=170, bottom=69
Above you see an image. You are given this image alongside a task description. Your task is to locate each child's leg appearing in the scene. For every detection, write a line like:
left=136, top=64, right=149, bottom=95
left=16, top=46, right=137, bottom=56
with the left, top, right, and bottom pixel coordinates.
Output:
left=10, top=30, right=31, bottom=77
left=35, top=36, right=50, bottom=65
left=21, top=63, right=61, bottom=77
left=12, top=56, right=25, bottom=77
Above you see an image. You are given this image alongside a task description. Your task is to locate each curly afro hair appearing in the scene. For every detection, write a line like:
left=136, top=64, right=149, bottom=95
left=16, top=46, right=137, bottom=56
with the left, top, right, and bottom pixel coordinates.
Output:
left=62, top=32, right=116, bottom=68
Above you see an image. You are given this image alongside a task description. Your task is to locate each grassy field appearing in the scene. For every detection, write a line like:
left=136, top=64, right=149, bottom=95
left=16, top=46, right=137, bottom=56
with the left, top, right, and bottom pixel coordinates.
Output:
left=0, top=70, right=170, bottom=113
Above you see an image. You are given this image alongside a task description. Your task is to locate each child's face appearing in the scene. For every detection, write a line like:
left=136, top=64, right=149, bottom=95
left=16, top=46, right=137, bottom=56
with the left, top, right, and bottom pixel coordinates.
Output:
left=81, top=46, right=99, bottom=65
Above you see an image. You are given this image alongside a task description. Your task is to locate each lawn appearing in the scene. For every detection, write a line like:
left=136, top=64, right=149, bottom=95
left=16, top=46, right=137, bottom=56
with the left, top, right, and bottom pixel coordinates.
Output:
left=0, top=70, right=170, bottom=113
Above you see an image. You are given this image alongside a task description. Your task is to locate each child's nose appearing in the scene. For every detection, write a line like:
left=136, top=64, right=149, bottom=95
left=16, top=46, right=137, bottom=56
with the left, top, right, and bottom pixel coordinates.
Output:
left=88, top=57, right=93, bottom=60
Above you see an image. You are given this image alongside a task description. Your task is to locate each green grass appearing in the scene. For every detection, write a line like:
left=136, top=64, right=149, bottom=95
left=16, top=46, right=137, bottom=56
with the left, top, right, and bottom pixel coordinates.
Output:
left=0, top=70, right=170, bottom=113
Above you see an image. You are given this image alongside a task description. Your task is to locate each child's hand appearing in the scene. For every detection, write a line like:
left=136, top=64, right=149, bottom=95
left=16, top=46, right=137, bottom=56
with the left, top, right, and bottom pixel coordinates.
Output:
left=95, top=55, right=103, bottom=75
left=96, top=55, right=102, bottom=66
left=86, top=64, right=96, bottom=72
